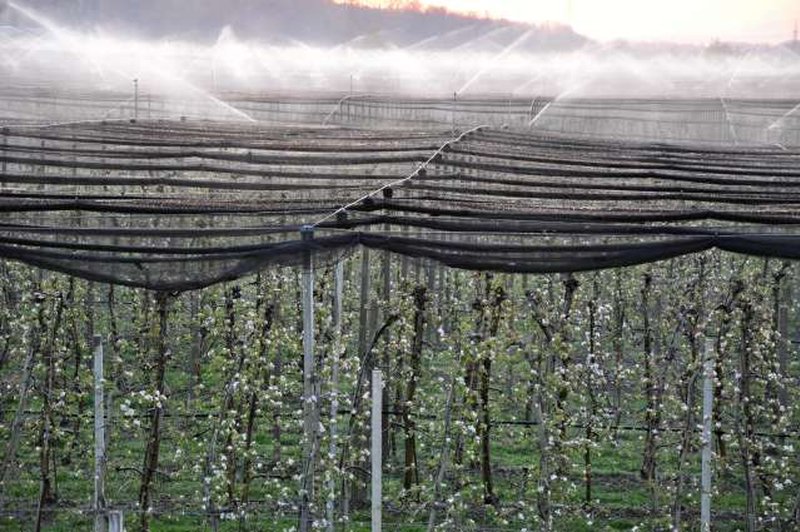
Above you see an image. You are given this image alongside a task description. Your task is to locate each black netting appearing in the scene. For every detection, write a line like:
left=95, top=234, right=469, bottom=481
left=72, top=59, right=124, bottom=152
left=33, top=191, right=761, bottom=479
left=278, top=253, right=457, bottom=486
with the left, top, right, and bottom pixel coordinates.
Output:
left=1, top=97, right=800, bottom=290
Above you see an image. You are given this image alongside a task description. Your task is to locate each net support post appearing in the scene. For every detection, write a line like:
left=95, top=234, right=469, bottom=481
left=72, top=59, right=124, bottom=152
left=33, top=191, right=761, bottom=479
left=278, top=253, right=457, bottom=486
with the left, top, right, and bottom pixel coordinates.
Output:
left=451, top=91, right=457, bottom=135
left=1, top=127, right=7, bottom=178
left=371, top=369, right=383, bottom=532
left=701, top=336, right=715, bottom=532
left=380, top=200, right=392, bottom=465
left=133, top=79, right=139, bottom=122
left=300, top=225, right=316, bottom=532
left=326, top=260, right=344, bottom=532
left=107, top=511, right=124, bottom=532
left=93, top=335, right=107, bottom=532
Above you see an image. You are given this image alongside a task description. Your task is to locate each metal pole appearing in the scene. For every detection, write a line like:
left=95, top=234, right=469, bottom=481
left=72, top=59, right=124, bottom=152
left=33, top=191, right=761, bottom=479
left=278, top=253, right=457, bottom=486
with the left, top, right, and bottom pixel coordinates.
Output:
left=451, top=91, right=456, bottom=135
left=93, top=335, right=106, bottom=532
left=1, top=128, right=7, bottom=190
left=381, top=222, right=392, bottom=463
left=701, top=337, right=715, bottom=532
left=299, top=226, right=316, bottom=532
left=371, top=369, right=383, bottom=532
left=107, top=511, right=124, bottom=532
left=133, top=79, right=139, bottom=121
left=326, top=261, right=344, bottom=532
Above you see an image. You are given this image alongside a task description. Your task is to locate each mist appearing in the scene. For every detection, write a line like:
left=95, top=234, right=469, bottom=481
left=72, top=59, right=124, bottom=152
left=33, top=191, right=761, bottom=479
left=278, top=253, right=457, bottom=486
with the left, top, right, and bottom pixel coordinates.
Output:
left=2, top=1, right=800, bottom=95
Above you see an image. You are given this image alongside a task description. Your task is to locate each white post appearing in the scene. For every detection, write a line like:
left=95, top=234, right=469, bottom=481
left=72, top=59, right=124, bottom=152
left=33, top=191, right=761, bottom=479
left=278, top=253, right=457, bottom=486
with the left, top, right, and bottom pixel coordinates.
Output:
left=371, top=369, right=383, bottom=532
left=107, top=510, right=124, bottom=532
left=1, top=128, right=7, bottom=178
left=326, top=261, right=344, bottom=532
left=93, top=335, right=107, bottom=532
left=701, top=337, right=715, bottom=531
left=299, top=226, right=316, bottom=532
left=451, top=91, right=457, bottom=135
left=133, top=79, right=139, bottom=121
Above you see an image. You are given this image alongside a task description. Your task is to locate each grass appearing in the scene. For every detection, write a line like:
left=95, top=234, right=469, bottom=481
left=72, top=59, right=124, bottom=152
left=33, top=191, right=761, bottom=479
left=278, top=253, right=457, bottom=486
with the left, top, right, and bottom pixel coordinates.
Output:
left=0, top=416, right=784, bottom=531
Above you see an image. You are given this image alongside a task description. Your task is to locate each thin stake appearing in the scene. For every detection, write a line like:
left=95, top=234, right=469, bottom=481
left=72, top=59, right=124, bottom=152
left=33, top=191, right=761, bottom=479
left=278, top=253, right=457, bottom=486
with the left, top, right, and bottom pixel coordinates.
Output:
left=371, top=369, right=383, bottom=532
left=133, top=79, right=139, bottom=122
left=93, top=335, right=106, bottom=532
left=299, top=226, right=316, bottom=532
left=327, top=261, right=344, bottom=532
left=701, top=337, right=715, bottom=531
left=1, top=128, right=7, bottom=179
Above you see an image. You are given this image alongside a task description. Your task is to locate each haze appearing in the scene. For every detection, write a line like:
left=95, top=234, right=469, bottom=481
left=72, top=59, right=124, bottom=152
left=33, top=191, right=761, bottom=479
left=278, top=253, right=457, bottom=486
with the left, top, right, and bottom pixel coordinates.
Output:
left=3, top=0, right=800, bottom=108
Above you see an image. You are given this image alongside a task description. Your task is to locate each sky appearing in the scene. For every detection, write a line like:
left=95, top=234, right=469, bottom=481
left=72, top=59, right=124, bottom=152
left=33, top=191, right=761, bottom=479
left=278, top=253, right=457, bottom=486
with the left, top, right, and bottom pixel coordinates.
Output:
left=340, top=0, right=800, bottom=44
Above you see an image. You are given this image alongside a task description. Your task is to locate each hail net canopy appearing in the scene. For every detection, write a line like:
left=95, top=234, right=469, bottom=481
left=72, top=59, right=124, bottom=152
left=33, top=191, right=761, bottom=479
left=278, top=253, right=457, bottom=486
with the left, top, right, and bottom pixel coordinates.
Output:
left=1, top=94, right=800, bottom=291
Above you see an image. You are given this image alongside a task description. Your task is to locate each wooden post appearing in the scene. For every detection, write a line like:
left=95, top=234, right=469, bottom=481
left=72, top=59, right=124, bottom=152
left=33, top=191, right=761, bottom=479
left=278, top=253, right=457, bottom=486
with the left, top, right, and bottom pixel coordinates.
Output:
left=371, top=369, right=383, bottom=532
left=299, top=226, right=316, bottom=532
left=326, top=261, right=344, bottom=532
left=701, top=337, right=715, bottom=532
left=93, top=335, right=107, bottom=532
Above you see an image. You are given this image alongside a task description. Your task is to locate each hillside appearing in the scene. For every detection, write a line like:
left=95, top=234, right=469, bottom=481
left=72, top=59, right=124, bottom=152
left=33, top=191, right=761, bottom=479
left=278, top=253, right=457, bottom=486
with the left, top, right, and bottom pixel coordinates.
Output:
left=8, top=0, right=589, bottom=50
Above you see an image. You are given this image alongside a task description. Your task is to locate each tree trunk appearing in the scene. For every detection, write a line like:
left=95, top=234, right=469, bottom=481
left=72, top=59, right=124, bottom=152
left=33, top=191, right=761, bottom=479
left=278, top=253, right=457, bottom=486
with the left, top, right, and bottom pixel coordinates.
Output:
left=138, top=293, right=170, bottom=532
left=479, top=278, right=506, bottom=506
left=426, top=347, right=462, bottom=531
left=711, top=276, right=744, bottom=463
left=584, top=297, right=597, bottom=511
left=737, top=301, right=757, bottom=532
left=640, top=274, right=658, bottom=485
left=66, top=282, right=87, bottom=465
left=478, top=353, right=496, bottom=506
left=34, top=293, right=65, bottom=532
left=0, top=294, right=45, bottom=505
left=223, top=286, right=244, bottom=506
left=527, top=274, right=579, bottom=532
left=403, top=286, right=426, bottom=495
left=671, top=338, right=700, bottom=531
left=611, top=271, right=625, bottom=443
left=242, top=297, right=276, bottom=504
